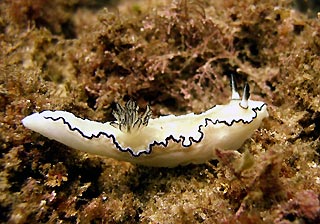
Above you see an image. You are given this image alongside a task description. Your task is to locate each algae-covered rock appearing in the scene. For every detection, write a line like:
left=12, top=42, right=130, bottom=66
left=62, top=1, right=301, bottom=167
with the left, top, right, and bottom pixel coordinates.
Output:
left=0, top=0, right=319, bottom=223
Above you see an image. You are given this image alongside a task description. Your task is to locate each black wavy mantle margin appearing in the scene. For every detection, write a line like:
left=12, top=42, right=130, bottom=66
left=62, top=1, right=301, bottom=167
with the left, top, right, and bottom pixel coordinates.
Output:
left=42, top=103, right=266, bottom=157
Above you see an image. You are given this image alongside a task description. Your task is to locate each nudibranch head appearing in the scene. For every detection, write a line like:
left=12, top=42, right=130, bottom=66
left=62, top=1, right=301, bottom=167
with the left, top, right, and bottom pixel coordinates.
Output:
left=230, top=74, right=252, bottom=109
left=220, top=74, right=268, bottom=128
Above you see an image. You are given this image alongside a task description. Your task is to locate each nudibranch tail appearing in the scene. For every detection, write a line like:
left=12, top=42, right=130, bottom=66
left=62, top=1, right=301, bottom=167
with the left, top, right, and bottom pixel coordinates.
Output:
left=22, top=76, right=268, bottom=167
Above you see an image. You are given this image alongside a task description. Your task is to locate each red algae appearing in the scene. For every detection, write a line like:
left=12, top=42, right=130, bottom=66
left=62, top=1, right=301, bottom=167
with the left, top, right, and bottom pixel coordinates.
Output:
left=0, top=0, right=319, bottom=223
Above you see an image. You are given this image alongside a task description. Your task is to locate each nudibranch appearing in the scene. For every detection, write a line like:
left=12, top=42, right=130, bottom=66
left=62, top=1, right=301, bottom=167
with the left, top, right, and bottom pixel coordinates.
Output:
left=22, top=76, right=268, bottom=167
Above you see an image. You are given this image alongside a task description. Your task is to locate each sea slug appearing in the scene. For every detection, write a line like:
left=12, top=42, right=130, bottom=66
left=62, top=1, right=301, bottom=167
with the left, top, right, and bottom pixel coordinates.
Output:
left=22, top=76, right=268, bottom=167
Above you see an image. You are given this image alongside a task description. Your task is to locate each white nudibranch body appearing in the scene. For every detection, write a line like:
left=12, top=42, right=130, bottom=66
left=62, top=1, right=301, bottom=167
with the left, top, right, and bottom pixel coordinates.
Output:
left=22, top=77, right=268, bottom=167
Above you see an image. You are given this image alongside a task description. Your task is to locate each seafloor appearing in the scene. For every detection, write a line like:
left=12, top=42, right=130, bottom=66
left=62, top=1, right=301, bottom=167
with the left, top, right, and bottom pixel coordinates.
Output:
left=0, top=0, right=319, bottom=223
